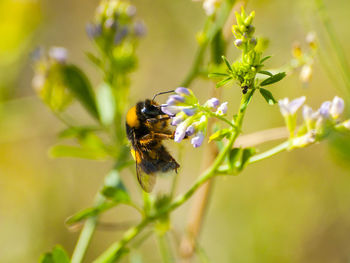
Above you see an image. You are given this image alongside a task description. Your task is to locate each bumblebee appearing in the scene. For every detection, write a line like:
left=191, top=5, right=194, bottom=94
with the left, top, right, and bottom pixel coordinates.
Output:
left=126, top=94, right=179, bottom=192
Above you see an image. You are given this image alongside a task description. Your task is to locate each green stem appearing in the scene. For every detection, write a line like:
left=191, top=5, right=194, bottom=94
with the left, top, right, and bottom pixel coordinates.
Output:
left=71, top=195, right=106, bottom=263
left=71, top=217, right=98, bottom=263
left=248, top=141, right=289, bottom=164
left=157, top=234, right=173, bottom=263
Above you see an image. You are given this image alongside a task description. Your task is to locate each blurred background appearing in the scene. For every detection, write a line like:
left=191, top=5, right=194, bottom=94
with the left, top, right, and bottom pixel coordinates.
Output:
left=1, top=0, right=350, bottom=262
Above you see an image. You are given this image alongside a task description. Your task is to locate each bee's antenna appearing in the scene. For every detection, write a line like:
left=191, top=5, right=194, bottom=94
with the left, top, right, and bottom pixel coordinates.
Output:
left=152, top=90, right=175, bottom=101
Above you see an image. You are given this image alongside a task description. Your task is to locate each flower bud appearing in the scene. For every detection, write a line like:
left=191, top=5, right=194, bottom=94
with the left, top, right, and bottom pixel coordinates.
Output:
left=330, top=96, right=344, bottom=119
left=175, top=87, right=191, bottom=96
left=234, top=39, right=243, bottom=47
left=49, top=47, right=68, bottom=63
left=299, top=64, right=312, bottom=83
left=278, top=96, right=306, bottom=116
left=191, top=132, right=205, bottom=148
left=319, top=101, right=332, bottom=118
left=216, top=102, right=228, bottom=115
left=205, top=98, right=220, bottom=109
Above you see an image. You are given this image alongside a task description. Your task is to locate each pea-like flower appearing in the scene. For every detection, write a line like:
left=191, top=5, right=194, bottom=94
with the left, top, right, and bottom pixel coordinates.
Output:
left=162, top=87, right=227, bottom=148
left=280, top=95, right=349, bottom=149
left=278, top=96, right=306, bottom=117
left=330, top=96, right=344, bottom=119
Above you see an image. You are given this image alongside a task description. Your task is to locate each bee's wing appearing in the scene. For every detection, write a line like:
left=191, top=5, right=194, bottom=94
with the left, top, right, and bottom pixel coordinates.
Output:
left=135, top=161, right=156, bottom=193
left=131, top=146, right=156, bottom=193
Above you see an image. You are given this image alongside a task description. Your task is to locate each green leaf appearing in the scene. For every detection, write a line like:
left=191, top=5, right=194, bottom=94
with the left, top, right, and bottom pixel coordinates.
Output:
left=258, top=70, right=273, bottom=77
left=101, top=170, right=130, bottom=203
left=216, top=77, right=232, bottom=88
left=85, top=51, right=102, bottom=68
left=228, top=148, right=242, bottom=173
left=62, top=65, right=98, bottom=119
left=39, top=245, right=70, bottom=263
left=58, top=126, right=101, bottom=139
left=238, top=147, right=256, bottom=172
left=221, top=56, right=233, bottom=72
left=260, top=55, right=271, bottom=63
left=259, top=88, right=277, bottom=105
left=39, top=253, right=54, bottom=263
left=49, top=145, right=108, bottom=160
left=260, top=72, right=286, bottom=86
left=209, top=129, right=231, bottom=142
left=96, top=83, right=116, bottom=126
left=65, top=202, right=115, bottom=225
left=208, top=72, right=230, bottom=78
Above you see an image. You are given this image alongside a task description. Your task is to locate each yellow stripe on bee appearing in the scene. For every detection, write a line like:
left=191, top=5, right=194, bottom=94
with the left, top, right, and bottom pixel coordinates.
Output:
left=126, top=106, right=140, bottom=128
left=130, top=149, right=142, bottom=163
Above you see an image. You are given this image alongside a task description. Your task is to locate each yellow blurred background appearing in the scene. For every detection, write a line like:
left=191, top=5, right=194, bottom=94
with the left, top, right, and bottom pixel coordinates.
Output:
left=1, top=0, right=350, bottom=262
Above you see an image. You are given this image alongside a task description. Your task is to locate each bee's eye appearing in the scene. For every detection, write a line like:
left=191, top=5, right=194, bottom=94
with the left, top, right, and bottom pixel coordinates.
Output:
left=141, top=105, right=159, bottom=116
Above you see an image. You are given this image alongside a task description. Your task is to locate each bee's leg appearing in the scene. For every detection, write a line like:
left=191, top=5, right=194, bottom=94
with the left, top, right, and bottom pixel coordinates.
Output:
left=153, top=133, right=174, bottom=140
left=146, top=115, right=170, bottom=124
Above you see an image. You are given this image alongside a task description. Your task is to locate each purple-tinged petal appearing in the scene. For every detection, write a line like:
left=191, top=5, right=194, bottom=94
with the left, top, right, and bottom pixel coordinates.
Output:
left=49, top=47, right=67, bottom=63
left=289, top=96, right=306, bottom=114
left=161, top=105, right=181, bottom=115
left=191, top=132, right=205, bottom=148
left=206, top=98, right=220, bottom=109
left=166, top=98, right=177, bottom=106
left=183, top=108, right=196, bottom=116
left=186, top=125, right=196, bottom=136
left=175, top=87, right=191, bottom=95
left=169, top=95, right=185, bottom=102
left=319, top=101, right=331, bottom=118
left=171, top=115, right=185, bottom=126
left=216, top=102, right=228, bottom=115
left=134, top=21, right=146, bottom=37
left=278, top=98, right=290, bottom=116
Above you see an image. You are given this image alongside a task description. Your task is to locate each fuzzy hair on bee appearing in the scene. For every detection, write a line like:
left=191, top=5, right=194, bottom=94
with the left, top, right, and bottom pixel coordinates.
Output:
left=126, top=99, right=179, bottom=192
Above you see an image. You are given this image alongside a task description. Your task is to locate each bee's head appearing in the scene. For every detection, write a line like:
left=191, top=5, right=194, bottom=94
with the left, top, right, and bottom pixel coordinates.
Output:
left=140, top=99, right=163, bottom=118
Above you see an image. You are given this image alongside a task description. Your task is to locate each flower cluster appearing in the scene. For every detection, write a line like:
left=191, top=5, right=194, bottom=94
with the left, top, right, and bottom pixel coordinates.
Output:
left=279, top=96, right=350, bottom=148
left=86, top=0, right=146, bottom=74
left=161, top=88, right=228, bottom=148
left=291, top=32, right=317, bottom=84
left=32, top=47, right=72, bottom=112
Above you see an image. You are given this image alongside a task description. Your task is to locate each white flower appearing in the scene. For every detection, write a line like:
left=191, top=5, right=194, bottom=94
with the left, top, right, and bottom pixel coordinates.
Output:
left=205, top=98, right=220, bottom=109
left=49, top=47, right=68, bottom=63
left=202, top=0, right=220, bottom=16
left=330, top=96, right=344, bottom=119
left=216, top=102, right=228, bottom=115
left=278, top=96, right=306, bottom=116
left=299, top=64, right=312, bottom=83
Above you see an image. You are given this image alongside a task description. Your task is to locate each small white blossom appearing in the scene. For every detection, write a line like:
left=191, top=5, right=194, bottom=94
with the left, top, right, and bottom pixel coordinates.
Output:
left=278, top=96, right=306, bottom=116
left=330, top=96, right=344, bottom=119
left=49, top=47, right=68, bottom=63
left=299, top=64, right=312, bottom=83
left=205, top=98, right=220, bottom=109
left=216, top=102, right=228, bottom=115
left=202, top=0, right=220, bottom=16
left=343, top=120, right=350, bottom=130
